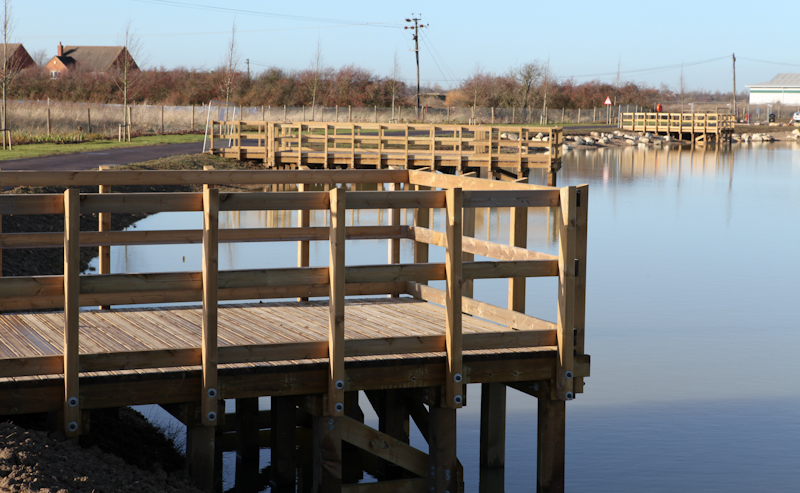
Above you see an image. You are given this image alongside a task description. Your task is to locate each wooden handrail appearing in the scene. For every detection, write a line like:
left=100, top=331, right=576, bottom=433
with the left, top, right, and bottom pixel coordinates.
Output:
left=0, top=171, right=586, bottom=411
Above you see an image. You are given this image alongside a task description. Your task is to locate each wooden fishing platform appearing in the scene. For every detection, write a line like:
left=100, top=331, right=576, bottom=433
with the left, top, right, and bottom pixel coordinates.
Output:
left=0, top=169, right=588, bottom=493
left=205, top=121, right=563, bottom=182
left=621, top=112, right=734, bottom=143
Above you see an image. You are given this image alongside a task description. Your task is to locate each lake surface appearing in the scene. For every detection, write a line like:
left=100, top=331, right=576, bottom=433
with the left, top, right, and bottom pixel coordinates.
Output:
left=89, top=141, right=800, bottom=492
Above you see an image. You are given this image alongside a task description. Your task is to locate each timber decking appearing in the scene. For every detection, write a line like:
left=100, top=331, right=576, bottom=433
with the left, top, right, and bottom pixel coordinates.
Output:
left=0, top=297, right=554, bottom=384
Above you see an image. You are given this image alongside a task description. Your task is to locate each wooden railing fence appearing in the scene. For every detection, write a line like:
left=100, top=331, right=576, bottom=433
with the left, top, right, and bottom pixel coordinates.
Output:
left=0, top=169, right=586, bottom=435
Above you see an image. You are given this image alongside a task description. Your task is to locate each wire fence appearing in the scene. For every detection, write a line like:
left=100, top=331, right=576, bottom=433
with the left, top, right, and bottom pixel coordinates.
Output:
left=5, top=100, right=798, bottom=137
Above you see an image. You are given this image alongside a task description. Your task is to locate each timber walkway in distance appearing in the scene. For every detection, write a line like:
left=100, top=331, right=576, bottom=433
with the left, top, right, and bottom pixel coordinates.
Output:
left=620, top=112, right=735, bottom=143
left=0, top=168, right=588, bottom=493
left=206, top=121, right=564, bottom=182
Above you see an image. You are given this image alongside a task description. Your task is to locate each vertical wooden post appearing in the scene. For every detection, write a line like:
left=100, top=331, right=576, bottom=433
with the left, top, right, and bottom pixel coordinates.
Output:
left=201, top=185, right=219, bottom=426
left=428, top=389, right=458, bottom=493
left=127, top=106, right=132, bottom=141
left=235, top=397, right=260, bottom=490
left=462, top=205, right=475, bottom=298
left=187, top=412, right=217, bottom=491
left=328, top=187, right=346, bottom=417
left=298, top=182, right=311, bottom=301
left=313, top=415, right=342, bottom=493
left=413, top=185, right=429, bottom=268
left=98, top=166, right=112, bottom=310
left=480, top=383, right=506, bottom=467
left=537, top=385, right=565, bottom=493
left=191, top=105, right=195, bottom=130
left=555, top=186, right=577, bottom=401
left=348, top=105, right=351, bottom=123
left=271, top=396, right=298, bottom=488
left=445, top=188, right=463, bottom=409
left=87, top=107, right=92, bottom=133
left=573, top=185, right=588, bottom=394
left=47, top=108, right=51, bottom=134
left=63, top=188, right=81, bottom=436
left=509, top=205, right=527, bottom=315
left=160, top=106, right=164, bottom=134
left=388, top=183, right=401, bottom=297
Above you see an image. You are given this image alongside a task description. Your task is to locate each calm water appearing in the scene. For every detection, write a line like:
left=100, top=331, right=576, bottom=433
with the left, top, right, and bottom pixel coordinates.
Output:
left=89, top=142, right=800, bottom=492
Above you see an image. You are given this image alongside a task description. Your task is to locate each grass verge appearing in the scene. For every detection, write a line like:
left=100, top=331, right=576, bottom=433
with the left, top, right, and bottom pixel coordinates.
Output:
left=0, top=133, right=205, bottom=161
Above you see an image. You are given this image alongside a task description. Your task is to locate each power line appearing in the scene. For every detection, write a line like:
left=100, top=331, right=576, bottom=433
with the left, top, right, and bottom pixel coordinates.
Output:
left=22, top=21, right=402, bottom=40
left=739, top=57, right=800, bottom=68
left=419, top=30, right=458, bottom=84
left=131, top=0, right=391, bottom=26
left=566, top=56, right=729, bottom=79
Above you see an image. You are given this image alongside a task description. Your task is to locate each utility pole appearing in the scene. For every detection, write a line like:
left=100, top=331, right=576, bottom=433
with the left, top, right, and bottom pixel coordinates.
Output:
left=732, top=53, right=736, bottom=120
left=405, top=15, right=426, bottom=119
left=246, top=58, right=250, bottom=79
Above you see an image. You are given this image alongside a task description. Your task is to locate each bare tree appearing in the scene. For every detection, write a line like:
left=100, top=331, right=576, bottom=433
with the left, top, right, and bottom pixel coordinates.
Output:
left=112, top=21, right=143, bottom=139
left=510, top=61, right=543, bottom=121
left=0, top=0, right=21, bottom=136
left=388, top=51, right=402, bottom=121
left=614, top=56, right=621, bottom=105
left=309, top=38, right=324, bottom=121
left=220, top=20, right=241, bottom=119
left=31, top=48, right=47, bottom=67
left=540, top=58, right=550, bottom=124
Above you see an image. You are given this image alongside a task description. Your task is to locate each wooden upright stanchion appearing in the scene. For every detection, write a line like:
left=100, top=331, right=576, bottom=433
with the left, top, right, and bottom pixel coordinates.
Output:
left=445, top=188, right=463, bottom=409
left=328, top=187, right=345, bottom=417
left=98, top=166, right=111, bottom=310
left=428, top=388, right=459, bottom=493
left=555, top=186, right=577, bottom=401
left=201, top=185, right=219, bottom=426
left=388, top=183, right=401, bottom=298
left=297, top=181, right=310, bottom=301
left=573, top=184, right=589, bottom=394
left=537, top=380, right=565, bottom=493
left=63, top=188, right=81, bottom=436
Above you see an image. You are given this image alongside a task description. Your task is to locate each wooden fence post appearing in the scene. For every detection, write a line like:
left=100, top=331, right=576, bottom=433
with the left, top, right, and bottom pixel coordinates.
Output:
left=87, top=107, right=92, bottom=133
left=46, top=108, right=51, bottom=134
left=298, top=181, right=310, bottom=301
left=63, top=188, right=81, bottom=436
left=573, top=184, right=588, bottom=394
left=160, top=106, right=164, bottom=134
left=191, top=105, right=195, bottom=130
left=328, top=187, right=346, bottom=417
left=555, top=186, right=577, bottom=401
left=98, top=165, right=112, bottom=310
left=201, top=185, right=219, bottom=427
left=445, top=188, right=463, bottom=409
left=388, top=183, right=401, bottom=293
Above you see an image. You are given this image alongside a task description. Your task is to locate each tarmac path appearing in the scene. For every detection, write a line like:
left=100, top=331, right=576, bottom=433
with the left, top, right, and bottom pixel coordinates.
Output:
left=0, top=142, right=204, bottom=171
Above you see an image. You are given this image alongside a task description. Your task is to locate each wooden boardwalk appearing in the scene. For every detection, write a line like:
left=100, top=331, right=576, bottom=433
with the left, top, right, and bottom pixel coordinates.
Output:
left=0, top=169, right=588, bottom=493
left=621, top=112, right=734, bottom=143
left=206, top=121, right=563, bottom=179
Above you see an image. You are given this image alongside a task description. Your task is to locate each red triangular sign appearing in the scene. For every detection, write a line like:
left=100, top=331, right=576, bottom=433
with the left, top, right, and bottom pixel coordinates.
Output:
left=604, top=97, right=612, bottom=105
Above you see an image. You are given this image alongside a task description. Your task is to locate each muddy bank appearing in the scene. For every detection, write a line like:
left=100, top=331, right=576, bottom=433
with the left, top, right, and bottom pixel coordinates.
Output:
left=0, top=408, right=201, bottom=493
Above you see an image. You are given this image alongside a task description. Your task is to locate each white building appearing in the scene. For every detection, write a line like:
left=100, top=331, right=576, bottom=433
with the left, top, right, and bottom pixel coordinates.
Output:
left=747, top=73, right=800, bottom=105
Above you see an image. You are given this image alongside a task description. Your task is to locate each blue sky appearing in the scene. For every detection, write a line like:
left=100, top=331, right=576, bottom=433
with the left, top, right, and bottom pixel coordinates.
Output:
left=14, top=0, right=800, bottom=94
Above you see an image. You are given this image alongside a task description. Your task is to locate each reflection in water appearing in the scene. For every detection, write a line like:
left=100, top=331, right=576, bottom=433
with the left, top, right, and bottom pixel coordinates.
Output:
left=89, top=143, right=800, bottom=492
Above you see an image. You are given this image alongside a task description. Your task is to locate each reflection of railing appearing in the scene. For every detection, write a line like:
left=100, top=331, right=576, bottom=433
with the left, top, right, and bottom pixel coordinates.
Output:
left=0, top=169, right=587, bottom=440
left=206, top=121, right=563, bottom=172
left=621, top=112, right=735, bottom=135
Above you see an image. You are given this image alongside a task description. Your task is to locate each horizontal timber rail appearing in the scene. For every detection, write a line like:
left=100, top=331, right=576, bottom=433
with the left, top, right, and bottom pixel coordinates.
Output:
left=206, top=121, right=563, bottom=176
left=0, top=168, right=588, bottom=493
left=621, top=112, right=735, bottom=142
